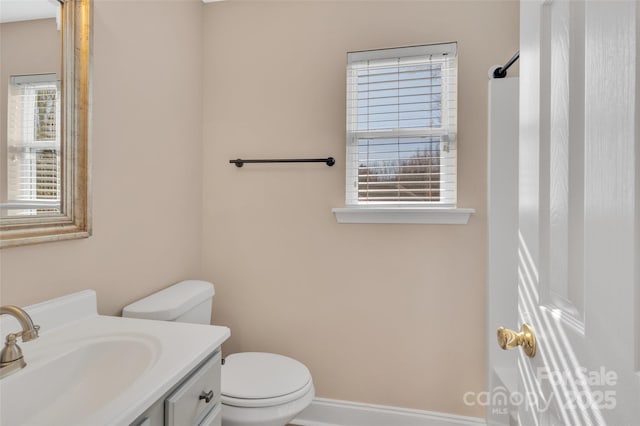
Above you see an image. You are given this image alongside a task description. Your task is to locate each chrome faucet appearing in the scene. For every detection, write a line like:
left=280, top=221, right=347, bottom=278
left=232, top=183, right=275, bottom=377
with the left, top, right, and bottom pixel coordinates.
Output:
left=0, top=305, right=40, bottom=379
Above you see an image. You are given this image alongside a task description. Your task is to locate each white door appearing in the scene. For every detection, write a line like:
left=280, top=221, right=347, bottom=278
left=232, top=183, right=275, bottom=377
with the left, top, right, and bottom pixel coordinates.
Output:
left=515, top=0, right=639, bottom=424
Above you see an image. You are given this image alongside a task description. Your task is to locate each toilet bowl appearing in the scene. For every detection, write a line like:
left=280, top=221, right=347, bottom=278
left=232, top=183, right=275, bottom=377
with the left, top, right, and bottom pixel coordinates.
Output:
left=221, top=352, right=314, bottom=426
left=122, top=280, right=314, bottom=426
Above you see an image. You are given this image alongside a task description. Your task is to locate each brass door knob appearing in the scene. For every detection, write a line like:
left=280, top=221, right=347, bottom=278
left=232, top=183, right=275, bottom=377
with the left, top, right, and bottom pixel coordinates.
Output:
left=497, top=323, right=537, bottom=358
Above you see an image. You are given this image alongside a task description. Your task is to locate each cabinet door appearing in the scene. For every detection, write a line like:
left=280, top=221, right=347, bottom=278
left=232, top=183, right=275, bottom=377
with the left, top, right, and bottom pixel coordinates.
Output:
left=165, top=351, right=222, bottom=426
left=198, top=403, right=222, bottom=426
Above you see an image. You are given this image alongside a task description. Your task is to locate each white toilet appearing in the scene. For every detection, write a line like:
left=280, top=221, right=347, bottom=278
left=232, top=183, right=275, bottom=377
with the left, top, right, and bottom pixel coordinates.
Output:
left=122, top=280, right=314, bottom=426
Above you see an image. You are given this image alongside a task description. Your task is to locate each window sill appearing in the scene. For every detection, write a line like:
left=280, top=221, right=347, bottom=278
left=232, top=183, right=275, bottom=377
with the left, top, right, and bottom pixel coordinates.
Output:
left=332, top=206, right=475, bottom=224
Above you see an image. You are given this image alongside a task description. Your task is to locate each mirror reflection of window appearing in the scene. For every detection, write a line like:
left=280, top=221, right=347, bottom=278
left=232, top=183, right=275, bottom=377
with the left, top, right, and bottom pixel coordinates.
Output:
left=0, top=0, right=91, bottom=247
left=6, top=73, right=60, bottom=216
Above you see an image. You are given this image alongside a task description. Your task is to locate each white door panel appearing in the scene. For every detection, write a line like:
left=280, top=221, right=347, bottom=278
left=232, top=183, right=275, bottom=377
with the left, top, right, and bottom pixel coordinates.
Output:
left=516, top=0, right=639, bottom=425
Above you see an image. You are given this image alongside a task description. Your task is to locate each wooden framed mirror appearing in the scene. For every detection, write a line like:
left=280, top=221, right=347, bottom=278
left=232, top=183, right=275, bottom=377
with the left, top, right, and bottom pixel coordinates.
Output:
left=0, top=0, right=92, bottom=248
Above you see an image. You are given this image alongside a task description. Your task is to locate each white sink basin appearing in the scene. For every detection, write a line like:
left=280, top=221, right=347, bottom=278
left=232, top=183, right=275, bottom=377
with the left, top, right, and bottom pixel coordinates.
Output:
left=0, top=290, right=230, bottom=426
left=1, top=334, right=159, bottom=425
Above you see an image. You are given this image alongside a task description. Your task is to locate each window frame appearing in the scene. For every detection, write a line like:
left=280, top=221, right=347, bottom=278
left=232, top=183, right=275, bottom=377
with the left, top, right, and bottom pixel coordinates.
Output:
left=346, top=43, right=457, bottom=206
left=334, top=42, right=474, bottom=224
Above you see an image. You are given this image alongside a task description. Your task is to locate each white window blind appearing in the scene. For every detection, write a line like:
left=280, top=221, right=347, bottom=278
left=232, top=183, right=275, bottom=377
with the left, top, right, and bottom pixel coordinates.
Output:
left=346, top=43, right=457, bottom=206
left=5, top=74, right=61, bottom=215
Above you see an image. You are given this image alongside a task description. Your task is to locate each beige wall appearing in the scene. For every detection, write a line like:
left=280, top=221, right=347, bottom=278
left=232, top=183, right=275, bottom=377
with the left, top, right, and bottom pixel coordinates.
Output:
left=202, top=1, right=518, bottom=417
left=0, top=0, right=204, bottom=315
left=0, top=0, right=520, bottom=419
left=0, top=18, right=60, bottom=205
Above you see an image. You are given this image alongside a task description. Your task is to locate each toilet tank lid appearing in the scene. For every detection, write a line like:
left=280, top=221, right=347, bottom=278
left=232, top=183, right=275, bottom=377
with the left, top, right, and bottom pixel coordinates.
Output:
left=122, top=280, right=214, bottom=321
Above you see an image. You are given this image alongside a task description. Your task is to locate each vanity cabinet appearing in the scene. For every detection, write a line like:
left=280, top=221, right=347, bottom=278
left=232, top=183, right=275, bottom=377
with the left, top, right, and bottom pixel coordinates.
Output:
left=131, top=350, right=222, bottom=426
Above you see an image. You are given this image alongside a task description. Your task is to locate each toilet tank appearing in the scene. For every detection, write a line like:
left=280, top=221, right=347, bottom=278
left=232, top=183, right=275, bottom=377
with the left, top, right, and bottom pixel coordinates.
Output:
left=122, top=280, right=214, bottom=324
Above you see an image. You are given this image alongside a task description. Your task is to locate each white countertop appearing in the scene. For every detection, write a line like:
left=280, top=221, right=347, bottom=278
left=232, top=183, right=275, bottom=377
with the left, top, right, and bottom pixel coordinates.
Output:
left=0, top=290, right=230, bottom=426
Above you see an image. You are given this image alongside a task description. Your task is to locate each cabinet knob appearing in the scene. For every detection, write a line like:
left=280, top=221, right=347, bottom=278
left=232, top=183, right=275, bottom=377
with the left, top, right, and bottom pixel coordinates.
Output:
left=199, top=390, right=214, bottom=403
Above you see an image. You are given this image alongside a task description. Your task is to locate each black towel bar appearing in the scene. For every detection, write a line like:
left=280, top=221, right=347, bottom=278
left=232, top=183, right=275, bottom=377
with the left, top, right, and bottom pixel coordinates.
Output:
left=230, top=157, right=335, bottom=167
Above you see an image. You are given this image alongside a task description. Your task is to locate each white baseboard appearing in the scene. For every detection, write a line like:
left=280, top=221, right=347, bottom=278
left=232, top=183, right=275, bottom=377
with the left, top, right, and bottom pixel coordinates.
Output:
left=292, top=397, right=486, bottom=426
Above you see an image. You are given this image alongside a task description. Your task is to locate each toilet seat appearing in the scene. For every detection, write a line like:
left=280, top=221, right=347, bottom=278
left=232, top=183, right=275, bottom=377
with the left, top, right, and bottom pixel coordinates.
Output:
left=222, top=379, right=313, bottom=408
left=221, top=352, right=313, bottom=408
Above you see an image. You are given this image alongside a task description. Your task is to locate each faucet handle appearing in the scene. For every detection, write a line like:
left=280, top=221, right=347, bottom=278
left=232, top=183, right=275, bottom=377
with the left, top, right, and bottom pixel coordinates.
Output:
left=13, top=325, right=39, bottom=342
left=26, top=324, right=40, bottom=341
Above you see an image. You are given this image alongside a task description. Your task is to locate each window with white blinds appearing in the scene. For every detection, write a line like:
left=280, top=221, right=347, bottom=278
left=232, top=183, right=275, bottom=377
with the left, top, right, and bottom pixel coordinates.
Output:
left=346, top=43, right=457, bottom=206
left=5, top=74, right=61, bottom=215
